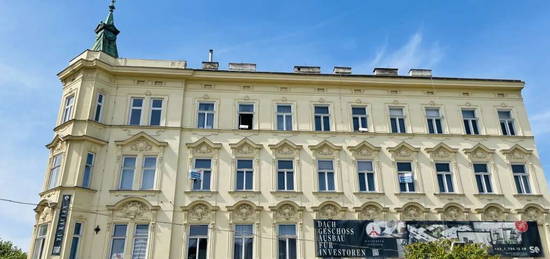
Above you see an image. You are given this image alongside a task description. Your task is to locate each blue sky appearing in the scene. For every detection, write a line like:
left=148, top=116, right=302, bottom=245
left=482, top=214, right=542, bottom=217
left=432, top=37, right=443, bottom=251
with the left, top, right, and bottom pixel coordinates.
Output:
left=1, top=0, right=550, bottom=251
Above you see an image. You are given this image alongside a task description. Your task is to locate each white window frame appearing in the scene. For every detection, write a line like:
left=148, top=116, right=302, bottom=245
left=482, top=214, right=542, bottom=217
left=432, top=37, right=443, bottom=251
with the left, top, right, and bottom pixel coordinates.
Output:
left=140, top=156, right=157, bottom=190
left=317, top=160, right=335, bottom=192
left=130, top=224, right=150, bottom=259
left=397, top=161, right=415, bottom=193
left=276, top=160, right=294, bottom=191
left=197, top=102, right=216, bottom=129
left=276, top=104, right=293, bottom=131
left=278, top=224, right=297, bottom=259
left=119, top=156, right=137, bottom=190
left=512, top=164, right=532, bottom=194
left=425, top=107, right=443, bottom=134
left=94, top=93, right=104, bottom=122
left=498, top=110, right=516, bottom=136
left=119, top=155, right=158, bottom=191
left=236, top=159, right=254, bottom=191
left=435, top=162, right=454, bottom=193
left=148, top=98, right=164, bottom=126
left=233, top=224, right=254, bottom=259
left=187, top=225, right=209, bottom=259
left=462, top=109, right=479, bottom=135
left=192, top=158, right=212, bottom=191
left=62, top=95, right=75, bottom=123
left=31, top=224, right=48, bottom=259
left=109, top=224, right=128, bottom=259
left=128, top=97, right=145, bottom=126
left=389, top=107, right=406, bottom=133
left=313, top=105, right=331, bottom=132
left=81, top=152, right=95, bottom=188
left=47, top=154, right=63, bottom=190
left=473, top=163, right=493, bottom=194
left=351, top=106, right=368, bottom=132
left=237, top=103, right=255, bottom=130
left=68, top=222, right=83, bottom=259
left=357, top=160, right=375, bottom=192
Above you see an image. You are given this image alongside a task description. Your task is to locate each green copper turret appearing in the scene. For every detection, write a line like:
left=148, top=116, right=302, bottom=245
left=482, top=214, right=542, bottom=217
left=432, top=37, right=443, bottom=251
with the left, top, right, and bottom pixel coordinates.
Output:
left=91, top=0, right=120, bottom=58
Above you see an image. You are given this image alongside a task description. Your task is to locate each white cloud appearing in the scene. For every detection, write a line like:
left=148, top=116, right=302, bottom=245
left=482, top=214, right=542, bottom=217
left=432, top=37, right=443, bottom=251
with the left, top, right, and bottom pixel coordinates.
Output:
left=357, top=32, right=444, bottom=74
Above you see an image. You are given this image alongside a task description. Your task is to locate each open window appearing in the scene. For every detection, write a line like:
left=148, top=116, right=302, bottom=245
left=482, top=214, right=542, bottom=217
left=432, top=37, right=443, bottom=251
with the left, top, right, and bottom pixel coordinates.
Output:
left=238, top=104, right=254, bottom=130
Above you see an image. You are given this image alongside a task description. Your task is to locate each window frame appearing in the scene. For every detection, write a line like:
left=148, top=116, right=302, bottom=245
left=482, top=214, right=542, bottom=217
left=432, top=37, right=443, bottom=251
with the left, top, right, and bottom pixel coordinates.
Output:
left=357, top=160, right=376, bottom=192
left=118, top=155, right=159, bottom=191
left=61, top=94, right=75, bottom=123
left=192, top=158, right=212, bottom=191
left=435, top=162, right=454, bottom=193
left=277, top=224, right=297, bottom=259
left=187, top=225, right=209, bottom=259
left=68, top=222, right=83, bottom=259
left=351, top=106, right=368, bottom=132
left=396, top=161, right=415, bottom=193
left=235, top=159, right=254, bottom=191
left=81, top=152, right=95, bottom=188
left=317, top=160, right=335, bottom=192
left=276, top=160, right=295, bottom=191
left=233, top=224, right=254, bottom=259
left=389, top=107, right=406, bottom=133
left=130, top=224, right=150, bottom=259
left=511, top=163, right=532, bottom=194
left=276, top=104, right=293, bottom=131
left=93, top=93, right=105, bottom=122
left=47, top=153, right=63, bottom=190
left=109, top=224, right=128, bottom=259
left=425, top=107, right=443, bottom=134
left=128, top=97, right=145, bottom=126
left=31, top=224, right=49, bottom=259
left=313, top=105, right=331, bottom=132
left=148, top=98, right=164, bottom=126
left=461, top=109, right=480, bottom=135
left=473, top=163, right=494, bottom=194
left=498, top=110, right=516, bottom=136
left=197, top=102, right=216, bottom=129
left=140, top=156, right=158, bottom=190
left=237, top=103, right=255, bottom=130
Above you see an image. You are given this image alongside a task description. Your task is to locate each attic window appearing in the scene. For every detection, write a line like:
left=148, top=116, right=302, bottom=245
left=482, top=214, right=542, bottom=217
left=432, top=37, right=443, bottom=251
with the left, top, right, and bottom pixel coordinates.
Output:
left=426, top=91, right=435, bottom=95
left=242, top=85, right=252, bottom=90
left=238, top=104, right=254, bottom=130
left=390, top=90, right=399, bottom=94
left=136, top=80, right=146, bottom=85
left=353, top=89, right=362, bottom=94
left=279, top=87, right=289, bottom=92
left=203, top=84, right=213, bottom=89
left=154, top=81, right=164, bottom=86
left=462, top=92, right=470, bottom=96
left=497, top=93, right=505, bottom=98
left=316, top=88, right=326, bottom=93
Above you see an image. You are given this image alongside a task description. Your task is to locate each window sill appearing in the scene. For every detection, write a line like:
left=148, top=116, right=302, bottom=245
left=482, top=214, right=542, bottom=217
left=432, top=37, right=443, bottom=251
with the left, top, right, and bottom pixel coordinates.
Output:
left=473, top=193, right=505, bottom=197
left=513, top=193, right=543, bottom=199
left=394, top=192, right=426, bottom=197
left=434, top=192, right=466, bottom=197
left=184, top=190, right=218, bottom=198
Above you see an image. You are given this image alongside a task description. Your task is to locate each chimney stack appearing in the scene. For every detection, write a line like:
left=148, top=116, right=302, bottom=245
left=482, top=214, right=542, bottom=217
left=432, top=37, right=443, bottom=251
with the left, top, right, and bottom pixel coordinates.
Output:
left=208, top=49, right=213, bottom=62
left=333, top=66, right=352, bottom=75
left=229, top=63, right=256, bottom=72
left=373, top=68, right=398, bottom=76
left=408, top=69, right=432, bottom=77
left=202, top=49, right=219, bottom=70
left=294, top=66, right=320, bottom=74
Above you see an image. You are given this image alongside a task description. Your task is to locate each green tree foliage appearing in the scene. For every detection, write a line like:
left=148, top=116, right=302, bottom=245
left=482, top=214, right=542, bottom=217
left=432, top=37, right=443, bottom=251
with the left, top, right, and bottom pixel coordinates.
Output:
left=405, top=239, right=500, bottom=259
left=0, top=239, right=27, bottom=259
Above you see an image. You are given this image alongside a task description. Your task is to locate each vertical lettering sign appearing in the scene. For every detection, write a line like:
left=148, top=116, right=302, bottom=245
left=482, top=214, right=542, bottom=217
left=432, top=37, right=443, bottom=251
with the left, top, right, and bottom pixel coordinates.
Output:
left=51, top=195, right=71, bottom=255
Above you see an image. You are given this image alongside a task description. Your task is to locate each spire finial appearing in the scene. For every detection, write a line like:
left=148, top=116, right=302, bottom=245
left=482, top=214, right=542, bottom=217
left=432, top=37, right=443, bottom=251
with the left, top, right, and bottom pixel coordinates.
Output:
left=109, top=0, right=116, bottom=12
left=91, top=0, right=120, bottom=58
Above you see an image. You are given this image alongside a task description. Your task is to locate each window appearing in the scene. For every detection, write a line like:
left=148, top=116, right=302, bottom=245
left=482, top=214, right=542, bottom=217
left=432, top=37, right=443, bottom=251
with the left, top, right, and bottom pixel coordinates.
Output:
left=397, top=162, right=415, bottom=192
left=238, top=104, right=254, bottom=130
left=352, top=107, right=368, bottom=132
left=129, top=98, right=144, bottom=125
left=109, top=224, right=127, bottom=259
left=318, top=160, right=335, bottom=191
left=192, top=159, right=212, bottom=191
left=197, top=103, right=215, bottom=129
left=276, top=105, right=293, bottom=131
left=512, top=164, right=531, bottom=194
left=48, top=154, right=63, bottom=189
left=278, top=225, right=297, bottom=259
left=462, top=109, right=479, bottom=135
left=141, top=157, right=157, bottom=190
left=82, top=152, right=95, bottom=188
left=435, top=163, right=454, bottom=193
left=277, top=160, right=294, bottom=191
left=120, top=156, right=136, bottom=190
left=389, top=108, right=406, bottom=133
left=188, top=225, right=208, bottom=259
left=314, top=105, right=330, bottom=131
left=234, top=225, right=253, bottom=259
left=94, top=93, right=104, bottom=122
left=236, top=160, right=253, bottom=191
left=131, top=224, right=149, bottom=259
left=357, top=161, right=375, bottom=192
left=426, top=108, right=443, bottom=134
left=473, top=164, right=493, bottom=193
left=31, top=224, right=48, bottom=259
left=149, top=98, right=163, bottom=126
left=62, top=95, right=75, bottom=123
left=498, top=111, right=516, bottom=136
left=69, top=223, right=83, bottom=259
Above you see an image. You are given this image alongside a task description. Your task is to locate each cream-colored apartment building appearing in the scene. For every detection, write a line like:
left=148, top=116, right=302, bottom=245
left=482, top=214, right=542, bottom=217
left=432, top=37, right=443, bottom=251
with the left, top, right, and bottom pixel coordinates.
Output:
left=29, top=3, right=550, bottom=259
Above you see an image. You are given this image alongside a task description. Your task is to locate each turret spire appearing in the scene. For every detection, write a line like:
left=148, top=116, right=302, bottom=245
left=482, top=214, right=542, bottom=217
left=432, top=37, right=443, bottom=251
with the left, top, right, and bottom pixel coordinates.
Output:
left=91, top=0, right=120, bottom=58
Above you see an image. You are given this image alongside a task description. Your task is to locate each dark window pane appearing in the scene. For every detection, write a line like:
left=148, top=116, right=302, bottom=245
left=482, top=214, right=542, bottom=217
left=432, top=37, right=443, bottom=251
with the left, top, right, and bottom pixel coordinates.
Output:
left=195, top=159, right=211, bottom=169
left=286, top=172, right=294, bottom=190
left=462, top=110, right=475, bottom=118
left=236, top=171, right=244, bottom=190
left=202, top=171, right=211, bottom=190
left=277, top=105, right=291, bottom=113
left=475, top=175, right=484, bottom=192
left=198, top=239, right=208, bottom=259
left=427, top=119, right=434, bottom=134
left=315, top=106, right=329, bottom=114
left=512, top=164, right=525, bottom=173
left=390, top=118, right=398, bottom=133
left=353, top=117, right=359, bottom=131
left=358, top=173, right=366, bottom=191
left=464, top=120, right=471, bottom=135
left=278, top=239, right=286, bottom=259
left=360, top=117, right=367, bottom=128
left=500, top=122, right=507, bottom=135
left=245, top=172, right=253, bottom=190
left=397, top=162, right=412, bottom=172
left=399, top=182, right=407, bottom=192
left=435, top=119, right=443, bottom=133
left=277, top=172, right=285, bottom=190
left=435, top=163, right=450, bottom=172
left=327, top=172, right=335, bottom=190
left=132, top=98, right=143, bottom=107
left=277, top=115, right=284, bottom=130
left=278, top=160, right=293, bottom=169
left=130, top=109, right=141, bottom=125
left=446, top=175, right=454, bottom=192
left=408, top=182, right=415, bottom=192
left=239, top=114, right=253, bottom=130
left=239, top=104, right=254, bottom=113
left=398, top=118, right=406, bottom=133
left=358, top=161, right=372, bottom=171
left=199, top=103, right=214, bottom=111
left=514, top=176, right=523, bottom=193
left=237, top=160, right=253, bottom=169
left=437, top=174, right=445, bottom=192
left=508, top=122, right=515, bottom=135
left=352, top=107, right=366, bottom=115
left=323, top=117, right=330, bottom=131
left=314, top=116, right=322, bottom=131
left=318, top=160, right=333, bottom=170
left=233, top=238, right=243, bottom=259
left=69, top=237, right=79, bottom=259
left=523, top=177, right=531, bottom=194
left=472, top=120, right=479, bottom=134
left=244, top=238, right=253, bottom=259
left=197, top=113, right=205, bottom=128
left=289, top=239, right=297, bottom=258
left=318, top=172, right=326, bottom=191
left=152, top=99, right=163, bottom=108
left=285, top=115, right=292, bottom=130
left=190, top=225, right=208, bottom=236
left=473, top=164, right=488, bottom=173
left=484, top=175, right=493, bottom=193
left=367, top=173, right=375, bottom=191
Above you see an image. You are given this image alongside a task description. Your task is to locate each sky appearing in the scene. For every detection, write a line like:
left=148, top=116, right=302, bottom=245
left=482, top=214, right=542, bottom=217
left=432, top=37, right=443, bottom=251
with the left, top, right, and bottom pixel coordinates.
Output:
left=1, top=0, right=550, bottom=251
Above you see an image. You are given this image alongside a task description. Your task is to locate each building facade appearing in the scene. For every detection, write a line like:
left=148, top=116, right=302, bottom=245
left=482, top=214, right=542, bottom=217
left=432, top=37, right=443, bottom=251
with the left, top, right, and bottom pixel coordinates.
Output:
left=30, top=4, right=550, bottom=259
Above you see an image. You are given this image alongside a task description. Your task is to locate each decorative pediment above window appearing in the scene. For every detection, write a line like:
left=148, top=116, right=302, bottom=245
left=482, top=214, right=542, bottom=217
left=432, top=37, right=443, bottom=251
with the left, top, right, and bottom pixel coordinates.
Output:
left=34, top=199, right=58, bottom=223
left=396, top=202, right=429, bottom=220
left=354, top=202, right=388, bottom=220
left=107, top=198, right=160, bottom=222
left=268, top=139, right=302, bottom=158
left=435, top=203, right=470, bottom=221
left=227, top=201, right=263, bottom=224
left=312, top=201, right=347, bottom=219
left=309, top=140, right=342, bottom=158
left=347, top=141, right=381, bottom=159
left=182, top=201, right=219, bottom=224
left=501, top=144, right=533, bottom=162
left=516, top=204, right=548, bottom=223
left=475, top=204, right=510, bottom=221
left=186, top=137, right=222, bottom=157
left=464, top=144, right=495, bottom=161
left=387, top=142, right=420, bottom=160
left=115, top=132, right=167, bottom=153
left=269, top=201, right=305, bottom=223
left=230, top=138, right=262, bottom=157
left=46, top=135, right=67, bottom=153
left=425, top=143, right=458, bottom=160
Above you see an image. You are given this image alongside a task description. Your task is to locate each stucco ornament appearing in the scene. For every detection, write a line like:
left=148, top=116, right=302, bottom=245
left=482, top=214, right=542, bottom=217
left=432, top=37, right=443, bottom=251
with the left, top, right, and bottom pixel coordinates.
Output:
left=189, top=204, right=211, bottom=222
left=401, top=204, right=425, bottom=220
left=117, top=201, right=149, bottom=220
left=360, top=205, right=380, bottom=220
left=230, top=138, right=262, bottom=157
left=483, top=206, right=504, bottom=221
left=473, top=150, right=489, bottom=160
left=443, top=206, right=462, bottom=220
left=522, top=206, right=542, bottom=222
left=275, top=204, right=297, bottom=221
left=388, top=142, right=419, bottom=160
left=309, top=141, right=342, bottom=158
left=319, top=204, right=341, bottom=219
left=234, top=204, right=254, bottom=221
left=269, top=140, right=302, bottom=158
left=196, top=144, right=213, bottom=155
left=130, top=140, right=152, bottom=152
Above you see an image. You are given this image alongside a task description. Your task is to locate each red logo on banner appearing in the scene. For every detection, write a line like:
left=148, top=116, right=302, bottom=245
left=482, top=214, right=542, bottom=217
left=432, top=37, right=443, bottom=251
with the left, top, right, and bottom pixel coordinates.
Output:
left=515, top=221, right=528, bottom=232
